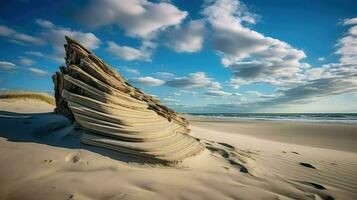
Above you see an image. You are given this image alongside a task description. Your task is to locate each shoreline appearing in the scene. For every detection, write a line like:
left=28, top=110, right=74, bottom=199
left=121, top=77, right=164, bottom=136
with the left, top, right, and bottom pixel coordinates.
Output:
left=188, top=115, right=357, bottom=153
left=186, top=114, right=357, bottom=125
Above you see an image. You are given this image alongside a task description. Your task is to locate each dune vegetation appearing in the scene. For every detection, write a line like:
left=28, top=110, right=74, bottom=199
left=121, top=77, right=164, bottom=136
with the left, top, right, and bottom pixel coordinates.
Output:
left=0, top=91, right=55, bottom=106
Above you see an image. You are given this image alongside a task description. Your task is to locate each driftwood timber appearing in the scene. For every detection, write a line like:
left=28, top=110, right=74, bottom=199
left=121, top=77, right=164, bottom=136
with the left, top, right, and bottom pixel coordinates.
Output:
left=52, top=36, right=204, bottom=164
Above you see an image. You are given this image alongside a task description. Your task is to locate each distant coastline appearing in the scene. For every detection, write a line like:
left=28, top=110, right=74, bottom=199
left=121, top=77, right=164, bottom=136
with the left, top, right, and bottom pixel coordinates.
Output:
left=188, top=113, right=357, bottom=124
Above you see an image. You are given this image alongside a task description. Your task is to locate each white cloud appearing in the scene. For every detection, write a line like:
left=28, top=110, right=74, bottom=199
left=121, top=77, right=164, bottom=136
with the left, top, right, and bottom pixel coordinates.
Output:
left=202, top=0, right=308, bottom=88
left=25, top=51, right=45, bottom=57
left=28, top=67, right=49, bottom=76
left=76, top=0, right=187, bottom=39
left=318, top=57, right=325, bottom=61
left=38, top=19, right=101, bottom=51
left=0, top=61, right=16, bottom=70
left=234, top=21, right=357, bottom=108
left=36, top=18, right=101, bottom=63
left=343, top=18, right=357, bottom=26
left=122, top=66, right=140, bottom=75
left=178, top=89, right=198, bottom=96
left=336, top=23, right=357, bottom=65
left=106, top=41, right=151, bottom=61
left=0, top=25, right=44, bottom=45
left=166, top=20, right=205, bottom=52
left=155, top=72, right=175, bottom=79
left=165, top=72, right=221, bottom=89
left=162, top=97, right=180, bottom=103
left=130, top=76, right=165, bottom=86
left=246, top=91, right=276, bottom=98
left=19, top=57, right=36, bottom=66
left=35, top=19, right=55, bottom=29
left=204, top=90, right=232, bottom=96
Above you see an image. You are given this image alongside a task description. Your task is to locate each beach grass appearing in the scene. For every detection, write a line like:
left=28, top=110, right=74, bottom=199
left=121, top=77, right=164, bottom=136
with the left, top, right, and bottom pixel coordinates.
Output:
left=0, top=91, right=55, bottom=106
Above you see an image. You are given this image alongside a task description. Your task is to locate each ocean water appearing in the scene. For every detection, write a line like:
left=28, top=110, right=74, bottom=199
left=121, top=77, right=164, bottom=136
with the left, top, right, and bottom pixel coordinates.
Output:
left=188, top=113, right=357, bottom=124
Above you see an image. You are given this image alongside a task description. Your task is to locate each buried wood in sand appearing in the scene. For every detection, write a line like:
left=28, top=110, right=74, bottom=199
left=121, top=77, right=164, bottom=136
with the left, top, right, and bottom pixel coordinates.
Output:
left=53, top=36, right=205, bottom=165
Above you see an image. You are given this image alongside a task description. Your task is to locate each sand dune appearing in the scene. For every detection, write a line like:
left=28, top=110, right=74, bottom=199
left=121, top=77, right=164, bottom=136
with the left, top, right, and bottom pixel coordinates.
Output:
left=1, top=99, right=357, bottom=200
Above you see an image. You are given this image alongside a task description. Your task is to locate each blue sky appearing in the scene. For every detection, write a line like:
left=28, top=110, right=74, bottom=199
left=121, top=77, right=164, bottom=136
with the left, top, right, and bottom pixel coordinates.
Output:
left=0, top=0, right=357, bottom=113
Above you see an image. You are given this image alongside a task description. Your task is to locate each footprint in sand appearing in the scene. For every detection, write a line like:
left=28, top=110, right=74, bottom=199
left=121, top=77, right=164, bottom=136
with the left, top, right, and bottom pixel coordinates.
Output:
left=298, top=181, right=326, bottom=190
left=204, top=141, right=250, bottom=174
left=228, top=160, right=249, bottom=173
left=67, top=194, right=74, bottom=200
left=324, top=196, right=335, bottom=200
left=206, top=146, right=230, bottom=158
left=217, top=142, right=235, bottom=150
left=65, top=154, right=81, bottom=163
left=306, top=182, right=325, bottom=190
left=43, top=159, right=53, bottom=163
left=299, top=162, right=316, bottom=169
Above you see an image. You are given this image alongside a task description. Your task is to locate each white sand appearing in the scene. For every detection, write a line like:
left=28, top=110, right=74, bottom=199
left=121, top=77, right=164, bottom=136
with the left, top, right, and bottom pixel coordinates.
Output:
left=0, top=99, right=356, bottom=200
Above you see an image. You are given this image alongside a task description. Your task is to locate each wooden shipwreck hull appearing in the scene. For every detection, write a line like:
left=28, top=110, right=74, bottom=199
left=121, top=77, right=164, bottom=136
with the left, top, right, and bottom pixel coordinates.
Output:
left=53, top=36, right=204, bottom=164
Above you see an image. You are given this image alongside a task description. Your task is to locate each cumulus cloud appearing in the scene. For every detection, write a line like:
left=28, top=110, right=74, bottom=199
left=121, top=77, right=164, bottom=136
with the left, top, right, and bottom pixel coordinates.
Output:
left=0, top=61, right=16, bottom=70
left=35, top=18, right=101, bottom=63
left=19, top=57, right=35, bottom=66
left=106, top=41, right=152, bottom=61
left=130, top=76, right=165, bottom=86
left=166, top=20, right=205, bottom=53
left=37, top=19, right=101, bottom=51
left=239, top=21, right=357, bottom=108
left=76, top=0, right=187, bottom=39
left=204, top=90, right=232, bottom=96
left=28, top=67, right=49, bottom=76
left=165, top=72, right=221, bottom=89
left=0, top=25, right=44, bottom=45
left=202, top=0, right=308, bottom=88
left=121, top=66, right=140, bottom=75
left=335, top=21, right=357, bottom=65
left=182, top=13, right=357, bottom=111
left=343, top=17, right=357, bottom=26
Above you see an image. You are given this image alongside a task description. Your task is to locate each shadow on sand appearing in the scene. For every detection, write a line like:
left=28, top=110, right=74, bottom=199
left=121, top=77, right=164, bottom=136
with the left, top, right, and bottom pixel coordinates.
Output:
left=0, top=110, right=162, bottom=165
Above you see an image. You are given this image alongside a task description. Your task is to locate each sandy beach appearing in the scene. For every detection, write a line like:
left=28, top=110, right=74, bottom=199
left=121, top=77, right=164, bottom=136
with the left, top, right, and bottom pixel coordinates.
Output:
left=0, top=99, right=356, bottom=200
left=188, top=116, right=357, bottom=153
left=1, top=0, right=357, bottom=199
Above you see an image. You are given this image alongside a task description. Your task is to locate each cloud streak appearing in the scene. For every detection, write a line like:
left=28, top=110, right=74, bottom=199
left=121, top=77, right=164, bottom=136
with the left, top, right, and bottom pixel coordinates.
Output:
left=130, top=76, right=165, bottom=86
left=28, top=67, right=50, bottom=76
left=0, top=25, right=44, bottom=45
left=0, top=61, right=16, bottom=70
left=204, top=90, right=232, bottom=96
left=165, top=72, right=221, bottom=89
